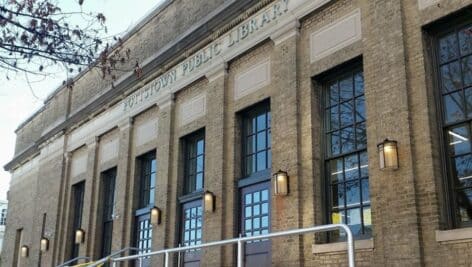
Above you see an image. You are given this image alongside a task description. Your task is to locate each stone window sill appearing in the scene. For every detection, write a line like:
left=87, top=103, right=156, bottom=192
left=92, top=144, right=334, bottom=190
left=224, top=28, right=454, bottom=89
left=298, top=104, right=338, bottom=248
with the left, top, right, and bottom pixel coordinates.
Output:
left=312, top=239, right=374, bottom=254
left=436, top=227, right=472, bottom=243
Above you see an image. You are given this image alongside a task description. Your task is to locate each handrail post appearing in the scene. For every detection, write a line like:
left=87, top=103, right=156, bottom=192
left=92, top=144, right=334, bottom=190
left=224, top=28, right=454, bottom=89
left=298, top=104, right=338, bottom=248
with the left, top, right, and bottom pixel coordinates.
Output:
left=344, top=224, right=355, bottom=267
left=164, top=251, right=169, bottom=267
left=138, top=256, right=143, bottom=267
left=237, top=238, right=243, bottom=267
left=177, top=243, right=181, bottom=267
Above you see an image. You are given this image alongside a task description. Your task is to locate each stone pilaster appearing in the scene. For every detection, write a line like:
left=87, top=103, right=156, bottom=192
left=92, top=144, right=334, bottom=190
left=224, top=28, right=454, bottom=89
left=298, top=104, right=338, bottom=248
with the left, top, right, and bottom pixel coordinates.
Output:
left=269, top=20, right=302, bottom=267
left=363, top=0, right=422, bottom=265
left=111, top=118, right=134, bottom=256
left=200, top=64, right=227, bottom=267
left=150, top=96, right=174, bottom=266
left=82, top=137, right=99, bottom=258
left=57, top=151, right=72, bottom=264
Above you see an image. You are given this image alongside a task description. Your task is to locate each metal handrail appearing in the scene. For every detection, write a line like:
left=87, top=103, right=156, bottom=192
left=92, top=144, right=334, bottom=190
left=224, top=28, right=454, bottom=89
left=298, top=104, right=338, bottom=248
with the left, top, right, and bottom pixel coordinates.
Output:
left=87, top=247, right=139, bottom=267
left=56, top=256, right=91, bottom=267
left=111, top=224, right=355, bottom=267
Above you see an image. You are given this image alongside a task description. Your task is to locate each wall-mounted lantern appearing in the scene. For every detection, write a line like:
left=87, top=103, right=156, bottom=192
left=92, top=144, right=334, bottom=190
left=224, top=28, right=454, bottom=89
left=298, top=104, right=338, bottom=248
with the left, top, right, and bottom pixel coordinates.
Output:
left=75, top=229, right=85, bottom=244
left=203, top=191, right=215, bottom=212
left=20, top=245, right=29, bottom=258
left=273, top=170, right=289, bottom=196
left=377, top=139, right=399, bottom=170
left=40, top=237, right=49, bottom=252
left=150, top=207, right=161, bottom=225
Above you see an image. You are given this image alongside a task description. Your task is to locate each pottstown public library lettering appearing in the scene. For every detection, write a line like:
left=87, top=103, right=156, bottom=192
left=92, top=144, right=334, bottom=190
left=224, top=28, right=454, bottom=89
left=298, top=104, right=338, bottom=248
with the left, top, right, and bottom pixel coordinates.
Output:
left=2, top=0, right=472, bottom=266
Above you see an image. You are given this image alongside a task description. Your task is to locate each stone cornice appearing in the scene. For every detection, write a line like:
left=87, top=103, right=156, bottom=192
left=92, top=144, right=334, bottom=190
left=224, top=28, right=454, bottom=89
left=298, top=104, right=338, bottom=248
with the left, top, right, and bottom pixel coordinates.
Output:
left=4, top=0, right=260, bottom=172
left=5, top=0, right=333, bottom=172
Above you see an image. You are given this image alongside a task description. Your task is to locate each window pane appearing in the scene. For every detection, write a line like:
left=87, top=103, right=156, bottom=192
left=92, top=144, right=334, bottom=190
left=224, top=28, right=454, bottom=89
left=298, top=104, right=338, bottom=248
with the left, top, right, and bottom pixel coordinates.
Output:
left=354, top=72, right=364, bottom=96
left=328, top=106, right=340, bottom=130
left=188, top=156, right=196, bottom=176
left=346, top=181, right=360, bottom=207
left=340, top=101, right=354, bottom=127
left=261, top=190, right=269, bottom=201
left=360, top=152, right=368, bottom=177
left=328, top=82, right=339, bottom=106
left=439, top=33, right=458, bottom=63
left=253, top=191, right=260, bottom=203
left=344, top=154, right=359, bottom=181
left=257, top=114, right=266, bottom=131
left=256, top=152, right=266, bottom=171
left=246, top=135, right=256, bottom=154
left=329, top=158, right=344, bottom=183
left=440, top=61, right=462, bottom=92
left=355, top=96, right=366, bottom=123
left=196, top=173, right=203, bottom=190
left=332, top=184, right=345, bottom=209
left=346, top=208, right=362, bottom=236
left=456, top=188, right=472, bottom=223
left=149, top=189, right=155, bottom=205
left=356, top=122, right=367, bottom=150
left=453, top=154, right=472, bottom=188
left=341, top=127, right=355, bottom=153
left=328, top=131, right=341, bottom=156
left=465, top=88, right=472, bottom=118
left=447, top=125, right=471, bottom=155
left=331, top=211, right=343, bottom=224
left=150, top=173, right=156, bottom=188
left=363, top=207, right=372, bottom=235
left=197, top=139, right=204, bottom=155
left=444, top=92, right=465, bottom=124
left=196, top=156, right=204, bottom=173
left=245, top=206, right=252, bottom=217
left=462, top=55, right=472, bottom=87
left=151, top=159, right=157, bottom=172
left=245, top=219, right=252, bottom=230
left=267, top=112, right=271, bottom=128
left=262, top=203, right=269, bottom=214
left=261, top=216, right=269, bottom=227
left=459, top=25, right=472, bottom=56
left=246, top=118, right=256, bottom=135
left=246, top=155, right=255, bottom=175
left=253, top=205, right=260, bottom=216
left=253, top=218, right=260, bottom=229
left=257, top=132, right=266, bottom=151
left=245, top=193, right=252, bottom=205
left=361, top=179, right=370, bottom=204
left=267, top=149, right=272, bottom=169
left=340, top=77, right=353, bottom=101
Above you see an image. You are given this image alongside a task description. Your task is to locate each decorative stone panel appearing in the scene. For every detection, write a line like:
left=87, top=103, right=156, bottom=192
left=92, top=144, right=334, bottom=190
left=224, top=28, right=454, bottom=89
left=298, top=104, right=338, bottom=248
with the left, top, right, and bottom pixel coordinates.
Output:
left=234, top=58, right=271, bottom=100
left=310, top=9, right=361, bottom=62
left=179, top=94, right=206, bottom=126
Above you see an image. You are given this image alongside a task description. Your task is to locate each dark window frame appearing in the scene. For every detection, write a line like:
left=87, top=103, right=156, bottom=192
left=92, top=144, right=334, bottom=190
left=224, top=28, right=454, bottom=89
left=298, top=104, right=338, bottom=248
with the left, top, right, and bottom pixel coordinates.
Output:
left=427, top=12, right=472, bottom=228
left=317, top=59, right=371, bottom=241
left=133, top=150, right=156, bottom=260
left=100, top=167, right=117, bottom=258
left=182, top=129, right=205, bottom=195
left=69, top=181, right=85, bottom=261
left=136, top=151, right=157, bottom=210
left=239, top=100, right=272, bottom=187
left=0, top=208, right=6, bottom=225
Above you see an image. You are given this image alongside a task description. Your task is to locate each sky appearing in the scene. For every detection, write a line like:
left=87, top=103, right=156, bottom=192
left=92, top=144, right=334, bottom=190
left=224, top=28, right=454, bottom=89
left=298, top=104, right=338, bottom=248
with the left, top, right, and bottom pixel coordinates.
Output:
left=0, top=0, right=165, bottom=201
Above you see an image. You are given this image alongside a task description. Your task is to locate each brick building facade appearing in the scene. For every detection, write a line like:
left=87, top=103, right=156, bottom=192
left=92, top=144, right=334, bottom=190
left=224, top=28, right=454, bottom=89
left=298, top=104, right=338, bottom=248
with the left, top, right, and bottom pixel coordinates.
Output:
left=2, top=0, right=472, bottom=266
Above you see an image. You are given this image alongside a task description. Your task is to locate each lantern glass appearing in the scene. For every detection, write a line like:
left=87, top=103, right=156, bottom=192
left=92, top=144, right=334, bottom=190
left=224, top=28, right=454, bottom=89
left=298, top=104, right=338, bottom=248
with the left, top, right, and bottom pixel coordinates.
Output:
left=204, top=191, right=215, bottom=212
left=21, top=245, right=29, bottom=258
left=378, top=139, right=398, bottom=170
left=40, top=238, right=49, bottom=252
left=273, top=170, right=289, bottom=196
left=151, top=207, right=161, bottom=225
left=75, top=229, right=85, bottom=244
